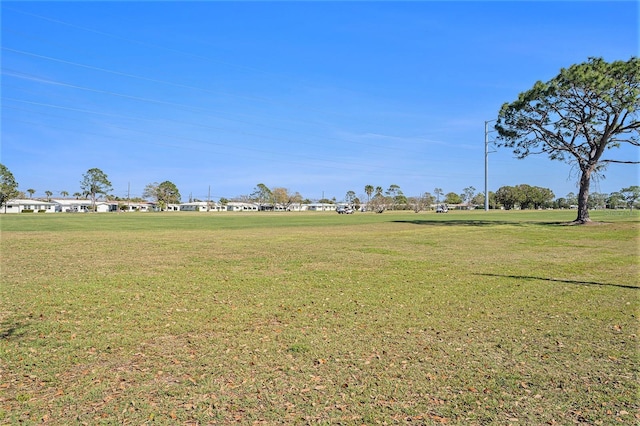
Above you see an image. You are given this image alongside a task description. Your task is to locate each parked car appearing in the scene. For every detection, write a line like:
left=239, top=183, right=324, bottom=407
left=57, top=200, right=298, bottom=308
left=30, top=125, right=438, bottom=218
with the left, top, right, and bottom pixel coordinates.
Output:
left=436, top=204, right=449, bottom=213
left=337, top=207, right=354, bottom=214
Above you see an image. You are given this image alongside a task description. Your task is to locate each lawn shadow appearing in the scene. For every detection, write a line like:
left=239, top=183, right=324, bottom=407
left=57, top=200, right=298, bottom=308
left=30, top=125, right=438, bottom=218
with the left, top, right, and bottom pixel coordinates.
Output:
left=477, top=273, right=638, bottom=290
left=0, top=321, right=28, bottom=340
left=393, top=219, right=570, bottom=227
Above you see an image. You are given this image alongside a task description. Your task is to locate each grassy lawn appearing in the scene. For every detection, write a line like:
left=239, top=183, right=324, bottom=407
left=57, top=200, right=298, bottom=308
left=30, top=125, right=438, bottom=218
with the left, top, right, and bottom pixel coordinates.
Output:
left=1, top=210, right=638, bottom=425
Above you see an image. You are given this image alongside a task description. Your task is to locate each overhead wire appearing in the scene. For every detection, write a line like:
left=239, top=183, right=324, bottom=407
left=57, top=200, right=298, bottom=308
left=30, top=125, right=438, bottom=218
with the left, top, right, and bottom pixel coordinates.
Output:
left=1, top=48, right=443, bottom=155
left=1, top=5, right=475, bottom=198
left=1, top=68, right=456, bottom=169
left=1, top=7, right=383, bottom=120
left=1, top=72, right=408, bottom=156
left=4, top=104, right=454, bottom=178
left=1, top=6, right=447, bottom=153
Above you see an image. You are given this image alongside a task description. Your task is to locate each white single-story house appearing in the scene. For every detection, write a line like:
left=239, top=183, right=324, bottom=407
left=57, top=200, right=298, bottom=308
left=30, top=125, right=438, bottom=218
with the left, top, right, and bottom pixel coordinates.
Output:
left=51, top=199, right=117, bottom=213
left=179, top=201, right=225, bottom=212
left=2, top=199, right=57, bottom=213
left=225, top=202, right=259, bottom=212
left=286, top=203, right=309, bottom=212
left=119, top=202, right=154, bottom=212
left=53, top=199, right=91, bottom=213
left=307, top=203, right=337, bottom=212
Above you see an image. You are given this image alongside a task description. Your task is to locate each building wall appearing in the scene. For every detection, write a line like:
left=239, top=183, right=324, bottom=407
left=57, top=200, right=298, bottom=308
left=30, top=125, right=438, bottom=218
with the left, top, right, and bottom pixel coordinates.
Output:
left=2, top=200, right=57, bottom=213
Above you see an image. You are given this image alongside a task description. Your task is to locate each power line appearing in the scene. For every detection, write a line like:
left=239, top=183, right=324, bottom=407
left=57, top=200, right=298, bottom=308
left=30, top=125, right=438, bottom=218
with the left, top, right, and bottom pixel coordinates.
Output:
left=4, top=110, right=459, bottom=178
left=2, top=71, right=448, bottom=157
left=2, top=47, right=308, bottom=109
left=1, top=8, right=449, bottom=148
left=2, top=5, right=482, bottom=196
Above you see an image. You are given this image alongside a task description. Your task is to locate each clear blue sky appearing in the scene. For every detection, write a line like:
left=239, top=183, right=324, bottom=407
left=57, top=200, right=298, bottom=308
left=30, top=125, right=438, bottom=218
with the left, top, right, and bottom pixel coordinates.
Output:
left=2, top=1, right=638, bottom=202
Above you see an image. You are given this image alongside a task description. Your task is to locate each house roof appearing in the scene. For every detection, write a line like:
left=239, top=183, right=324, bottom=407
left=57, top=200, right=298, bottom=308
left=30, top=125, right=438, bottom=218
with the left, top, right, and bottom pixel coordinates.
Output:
left=8, top=199, right=56, bottom=205
left=180, top=201, right=220, bottom=206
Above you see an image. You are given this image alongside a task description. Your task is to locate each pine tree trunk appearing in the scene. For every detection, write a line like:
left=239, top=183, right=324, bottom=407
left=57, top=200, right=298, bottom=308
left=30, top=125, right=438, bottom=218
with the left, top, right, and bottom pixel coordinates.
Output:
left=575, top=167, right=592, bottom=224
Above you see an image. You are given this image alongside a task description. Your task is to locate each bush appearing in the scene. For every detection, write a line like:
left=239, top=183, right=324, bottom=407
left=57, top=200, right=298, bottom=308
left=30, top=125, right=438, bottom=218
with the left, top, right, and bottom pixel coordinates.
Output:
left=21, top=209, right=34, bottom=213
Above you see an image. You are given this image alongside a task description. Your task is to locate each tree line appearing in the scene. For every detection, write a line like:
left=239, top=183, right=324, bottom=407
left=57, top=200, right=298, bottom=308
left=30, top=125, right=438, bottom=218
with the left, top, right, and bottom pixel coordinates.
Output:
left=1, top=163, right=638, bottom=213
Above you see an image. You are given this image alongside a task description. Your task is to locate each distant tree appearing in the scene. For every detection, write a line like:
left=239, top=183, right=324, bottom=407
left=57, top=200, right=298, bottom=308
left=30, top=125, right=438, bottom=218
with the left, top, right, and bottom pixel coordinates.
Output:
left=444, top=192, right=462, bottom=205
left=353, top=197, right=362, bottom=210
left=44, top=190, right=53, bottom=201
left=143, top=181, right=181, bottom=209
left=60, top=190, right=69, bottom=199
left=385, top=184, right=407, bottom=210
left=495, top=186, right=521, bottom=210
left=516, top=184, right=534, bottom=209
left=408, top=196, right=419, bottom=212
left=143, top=183, right=158, bottom=203
left=587, top=192, right=607, bottom=210
left=80, top=168, right=112, bottom=211
left=530, top=186, right=555, bottom=209
left=462, top=186, right=476, bottom=208
left=495, top=57, right=640, bottom=224
left=251, top=183, right=274, bottom=210
left=219, top=197, right=229, bottom=205
left=368, top=192, right=387, bottom=213
left=620, top=186, right=640, bottom=212
left=386, top=184, right=399, bottom=206
left=514, top=184, right=554, bottom=209
left=411, top=192, right=435, bottom=213
left=554, top=197, right=570, bottom=209
left=0, top=163, right=20, bottom=212
left=364, top=185, right=374, bottom=206
left=27, top=188, right=35, bottom=198
left=434, top=188, right=443, bottom=204
left=471, top=192, right=485, bottom=207
left=162, top=181, right=181, bottom=204
left=423, top=192, right=435, bottom=211
left=395, top=193, right=408, bottom=210
left=473, top=191, right=499, bottom=209
left=73, top=192, right=83, bottom=200
left=345, top=190, right=357, bottom=207
left=606, top=192, right=624, bottom=209
left=487, top=191, right=498, bottom=209
left=565, top=192, right=578, bottom=207
left=272, top=187, right=302, bottom=210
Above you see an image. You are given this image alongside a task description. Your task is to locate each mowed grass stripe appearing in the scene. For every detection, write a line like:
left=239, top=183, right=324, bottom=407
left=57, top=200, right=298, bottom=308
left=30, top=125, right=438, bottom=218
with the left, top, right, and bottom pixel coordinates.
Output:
left=1, top=210, right=638, bottom=424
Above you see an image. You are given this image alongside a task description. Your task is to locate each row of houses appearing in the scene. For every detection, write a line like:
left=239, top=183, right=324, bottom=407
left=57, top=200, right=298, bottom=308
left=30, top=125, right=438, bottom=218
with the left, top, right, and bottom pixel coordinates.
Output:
left=1, top=199, right=341, bottom=214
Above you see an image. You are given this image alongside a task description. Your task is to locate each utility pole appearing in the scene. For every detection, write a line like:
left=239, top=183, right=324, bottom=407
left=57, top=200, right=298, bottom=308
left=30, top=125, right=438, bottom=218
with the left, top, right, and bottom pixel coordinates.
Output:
left=484, top=120, right=496, bottom=211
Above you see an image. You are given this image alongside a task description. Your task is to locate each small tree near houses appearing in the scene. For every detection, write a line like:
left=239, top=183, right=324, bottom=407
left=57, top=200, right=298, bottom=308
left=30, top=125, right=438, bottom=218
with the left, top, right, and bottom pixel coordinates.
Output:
left=80, top=168, right=112, bottom=212
left=0, top=163, right=19, bottom=213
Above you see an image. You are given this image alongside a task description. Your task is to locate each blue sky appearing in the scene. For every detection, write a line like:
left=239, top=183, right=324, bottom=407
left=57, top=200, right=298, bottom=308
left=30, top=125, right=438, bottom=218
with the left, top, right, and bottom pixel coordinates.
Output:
left=2, top=1, right=638, bottom=202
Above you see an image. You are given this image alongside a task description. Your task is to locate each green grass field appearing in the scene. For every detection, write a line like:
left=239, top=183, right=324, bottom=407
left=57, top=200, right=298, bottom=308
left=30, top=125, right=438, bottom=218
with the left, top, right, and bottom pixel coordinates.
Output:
left=1, top=210, right=638, bottom=425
